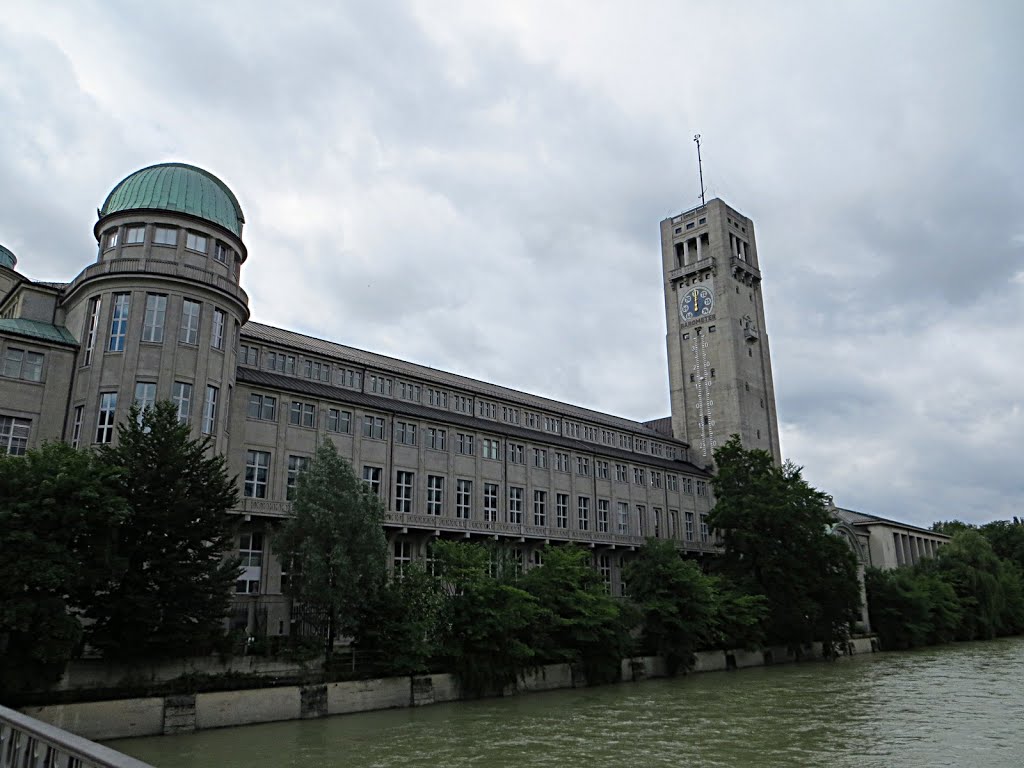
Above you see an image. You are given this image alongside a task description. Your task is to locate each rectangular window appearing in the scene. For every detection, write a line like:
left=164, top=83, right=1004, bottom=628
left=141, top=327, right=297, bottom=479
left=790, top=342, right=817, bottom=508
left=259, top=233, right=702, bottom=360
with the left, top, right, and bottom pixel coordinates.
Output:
left=290, top=401, right=316, bottom=428
left=142, top=294, right=167, bottom=343
left=669, top=510, right=679, bottom=539
left=247, top=393, right=277, bottom=421
left=362, top=466, right=382, bottom=495
left=395, top=421, right=417, bottom=445
left=428, top=388, right=448, bottom=408
left=395, top=471, right=415, bottom=513
left=597, top=499, right=609, bottom=533
left=179, top=299, right=201, bottom=345
left=286, top=455, right=310, bottom=501
left=427, top=475, right=444, bottom=516
left=214, top=241, right=230, bottom=263
left=456, top=433, right=474, bottom=455
left=108, top=293, right=130, bottom=352
left=637, top=505, right=647, bottom=537
left=134, top=381, right=157, bottom=415
left=506, top=443, right=524, bottom=463
left=326, top=408, right=352, bottom=433
left=453, top=394, right=472, bottom=413
left=597, top=555, right=612, bottom=592
left=615, top=463, right=627, bottom=482
left=236, top=532, right=263, bottom=594
left=244, top=450, right=270, bottom=498
left=685, top=511, right=695, bottom=541
left=556, top=494, right=569, bottom=529
left=533, top=490, right=547, bottom=526
left=125, top=225, right=145, bottom=244
left=362, top=415, right=385, bottom=440
left=667, top=474, right=679, bottom=492
left=211, top=308, right=226, bottom=350
left=508, top=486, right=524, bottom=524
left=576, top=456, right=590, bottom=476
left=617, top=502, right=630, bottom=534
left=533, top=448, right=547, bottom=469
left=2, top=348, right=43, bottom=382
left=653, top=507, right=663, bottom=538
left=683, top=477, right=694, bottom=494
left=105, top=229, right=118, bottom=249
left=240, top=344, right=259, bottom=367
left=481, top=438, right=500, bottom=460
left=456, top=479, right=472, bottom=519
left=555, top=452, right=569, bottom=472
left=596, top=460, right=609, bottom=480
left=96, top=392, right=117, bottom=444
left=71, top=405, right=83, bottom=448
left=484, top=483, right=498, bottom=522
left=172, top=381, right=193, bottom=425
left=427, top=427, right=447, bottom=451
left=153, top=226, right=177, bottom=246
left=700, top=514, right=710, bottom=542
left=83, top=297, right=101, bottom=365
left=0, top=416, right=31, bottom=456
left=651, top=471, right=663, bottom=489
left=696, top=480, right=708, bottom=497
left=203, top=385, right=218, bottom=435
left=578, top=496, right=590, bottom=531
left=185, top=232, right=208, bottom=253
left=393, top=540, right=412, bottom=578
left=633, top=467, right=645, bottom=485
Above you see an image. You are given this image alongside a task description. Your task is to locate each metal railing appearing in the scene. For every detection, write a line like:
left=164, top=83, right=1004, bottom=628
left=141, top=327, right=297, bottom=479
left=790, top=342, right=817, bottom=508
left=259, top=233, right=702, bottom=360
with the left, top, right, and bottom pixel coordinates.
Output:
left=0, top=705, right=154, bottom=768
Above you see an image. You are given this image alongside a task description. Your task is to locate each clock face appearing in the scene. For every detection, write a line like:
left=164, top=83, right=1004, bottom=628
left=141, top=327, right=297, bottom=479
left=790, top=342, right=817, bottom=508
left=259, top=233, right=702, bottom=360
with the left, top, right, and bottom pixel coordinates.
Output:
left=679, top=286, right=714, bottom=321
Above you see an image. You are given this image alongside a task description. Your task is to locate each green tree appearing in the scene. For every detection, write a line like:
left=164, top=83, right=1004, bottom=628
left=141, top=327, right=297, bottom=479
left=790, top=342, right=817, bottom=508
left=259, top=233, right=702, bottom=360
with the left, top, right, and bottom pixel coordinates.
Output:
left=931, top=520, right=975, bottom=536
left=432, top=540, right=539, bottom=696
left=0, top=443, right=125, bottom=693
left=709, top=436, right=861, bottom=648
left=979, top=518, right=1024, bottom=571
left=86, top=403, right=240, bottom=658
left=707, top=578, right=769, bottom=651
left=275, top=439, right=388, bottom=661
left=521, top=545, right=632, bottom=684
left=864, top=567, right=935, bottom=650
left=935, top=530, right=1009, bottom=640
left=358, top=563, right=442, bottom=677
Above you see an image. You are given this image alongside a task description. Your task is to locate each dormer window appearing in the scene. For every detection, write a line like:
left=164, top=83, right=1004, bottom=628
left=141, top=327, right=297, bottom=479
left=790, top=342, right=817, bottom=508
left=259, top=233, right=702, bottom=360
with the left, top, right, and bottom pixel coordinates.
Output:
left=153, top=227, right=177, bottom=247
left=125, top=225, right=145, bottom=244
left=185, top=232, right=208, bottom=253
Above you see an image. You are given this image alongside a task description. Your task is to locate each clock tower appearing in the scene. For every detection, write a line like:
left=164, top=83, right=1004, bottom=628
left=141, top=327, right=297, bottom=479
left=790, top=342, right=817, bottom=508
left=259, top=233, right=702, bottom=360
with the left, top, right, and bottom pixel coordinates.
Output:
left=660, top=199, right=781, bottom=466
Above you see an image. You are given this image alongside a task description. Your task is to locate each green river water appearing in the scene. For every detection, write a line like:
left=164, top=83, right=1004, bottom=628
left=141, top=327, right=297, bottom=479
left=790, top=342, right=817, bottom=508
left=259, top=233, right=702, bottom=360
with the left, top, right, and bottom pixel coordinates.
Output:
left=112, top=637, right=1024, bottom=767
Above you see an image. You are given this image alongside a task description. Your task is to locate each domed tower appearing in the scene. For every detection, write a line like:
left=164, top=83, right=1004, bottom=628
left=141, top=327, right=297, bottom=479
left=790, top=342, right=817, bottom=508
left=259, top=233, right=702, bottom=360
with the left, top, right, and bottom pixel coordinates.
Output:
left=62, top=163, right=250, bottom=453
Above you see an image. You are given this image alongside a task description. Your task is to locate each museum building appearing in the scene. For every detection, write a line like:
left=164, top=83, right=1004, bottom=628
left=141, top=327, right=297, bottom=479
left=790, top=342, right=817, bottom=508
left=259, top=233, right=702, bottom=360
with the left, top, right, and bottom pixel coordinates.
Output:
left=0, top=163, right=941, bottom=635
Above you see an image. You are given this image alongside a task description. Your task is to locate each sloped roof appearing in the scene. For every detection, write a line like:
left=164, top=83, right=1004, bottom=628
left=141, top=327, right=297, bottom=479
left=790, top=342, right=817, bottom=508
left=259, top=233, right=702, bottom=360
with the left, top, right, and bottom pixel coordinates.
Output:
left=0, top=317, right=78, bottom=346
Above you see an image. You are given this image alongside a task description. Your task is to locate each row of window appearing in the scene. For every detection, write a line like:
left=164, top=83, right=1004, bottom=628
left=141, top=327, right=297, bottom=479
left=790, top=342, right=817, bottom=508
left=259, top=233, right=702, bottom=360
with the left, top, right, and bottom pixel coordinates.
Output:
left=240, top=343, right=677, bottom=460
left=82, top=293, right=233, bottom=364
left=103, top=224, right=238, bottom=264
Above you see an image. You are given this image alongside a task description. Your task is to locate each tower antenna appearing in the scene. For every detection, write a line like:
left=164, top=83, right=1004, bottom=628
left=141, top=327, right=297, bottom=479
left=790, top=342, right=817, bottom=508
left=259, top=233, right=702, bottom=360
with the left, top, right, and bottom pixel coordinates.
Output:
left=693, top=134, right=706, bottom=207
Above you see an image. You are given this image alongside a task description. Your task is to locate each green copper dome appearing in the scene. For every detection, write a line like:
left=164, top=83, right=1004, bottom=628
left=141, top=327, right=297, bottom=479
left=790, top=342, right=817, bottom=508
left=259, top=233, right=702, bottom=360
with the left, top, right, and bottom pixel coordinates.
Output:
left=100, top=163, right=245, bottom=237
left=0, top=243, right=16, bottom=270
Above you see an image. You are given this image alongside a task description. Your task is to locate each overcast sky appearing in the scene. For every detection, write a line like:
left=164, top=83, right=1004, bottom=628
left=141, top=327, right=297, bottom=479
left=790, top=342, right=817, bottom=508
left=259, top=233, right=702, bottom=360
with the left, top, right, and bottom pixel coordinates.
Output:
left=1, top=1, right=1021, bottom=528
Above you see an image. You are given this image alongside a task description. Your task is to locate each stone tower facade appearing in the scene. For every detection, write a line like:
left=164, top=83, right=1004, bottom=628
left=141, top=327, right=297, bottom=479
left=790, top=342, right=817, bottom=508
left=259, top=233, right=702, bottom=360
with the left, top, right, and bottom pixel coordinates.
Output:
left=660, top=199, right=781, bottom=466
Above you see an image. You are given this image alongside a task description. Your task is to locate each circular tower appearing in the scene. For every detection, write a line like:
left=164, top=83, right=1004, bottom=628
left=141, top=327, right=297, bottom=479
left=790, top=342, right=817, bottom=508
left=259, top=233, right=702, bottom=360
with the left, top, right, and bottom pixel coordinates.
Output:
left=62, top=163, right=250, bottom=453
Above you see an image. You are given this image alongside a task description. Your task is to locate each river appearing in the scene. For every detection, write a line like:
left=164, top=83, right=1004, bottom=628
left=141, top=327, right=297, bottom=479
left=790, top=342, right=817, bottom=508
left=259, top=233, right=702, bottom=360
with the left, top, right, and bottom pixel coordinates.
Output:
left=111, top=637, right=1024, bottom=767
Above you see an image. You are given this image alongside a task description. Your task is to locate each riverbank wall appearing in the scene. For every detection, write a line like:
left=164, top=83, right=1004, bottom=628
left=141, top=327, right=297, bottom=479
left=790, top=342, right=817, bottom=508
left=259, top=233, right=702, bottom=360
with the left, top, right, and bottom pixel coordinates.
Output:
left=22, top=637, right=875, bottom=741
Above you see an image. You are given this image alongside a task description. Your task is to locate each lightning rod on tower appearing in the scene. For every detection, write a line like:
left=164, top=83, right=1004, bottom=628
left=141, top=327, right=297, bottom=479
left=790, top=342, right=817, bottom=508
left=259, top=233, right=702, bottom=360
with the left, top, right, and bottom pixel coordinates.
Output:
left=694, top=134, right=706, bottom=207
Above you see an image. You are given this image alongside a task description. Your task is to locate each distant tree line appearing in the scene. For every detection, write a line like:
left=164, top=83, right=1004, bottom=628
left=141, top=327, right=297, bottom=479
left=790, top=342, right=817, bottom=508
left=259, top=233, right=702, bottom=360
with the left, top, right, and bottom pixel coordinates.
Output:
left=866, top=520, right=1024, bottom=649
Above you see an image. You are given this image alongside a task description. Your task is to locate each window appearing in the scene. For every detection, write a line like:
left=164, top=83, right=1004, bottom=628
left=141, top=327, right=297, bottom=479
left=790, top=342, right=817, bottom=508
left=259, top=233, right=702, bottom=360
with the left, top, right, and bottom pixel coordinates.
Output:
left=483, top=483, right=498, bottom=522
left=395, top=471, right=414, bottom=513
left=393, top=540, right=412, bottom=577
left=596, top=460, right=609, bottom=480
left=668, top=474, right=679, bottom=492
left=508, top=487, right=524, bottom=524
left=427, top=388, right=448, bottom=408
left=142, top=294, right=167, bottom=343
left=71, top=405, right=83, bottom=448
left=456, top=433, right=474, bottom=455
left=533, top=490, right=547, bottom=526
left=286, top=455, right=310, bottom=501
left=108, top=293, right=130, bottom=352
left=481, top=438, right=500, bottom=460
left=651, top=471, right=663, bottom=489
left=326, top=408, right=352, bottom=433
left=685, top=511, right=694, bottom=540
left=290, top=401, right=316, bottom=428
left=578, top=497, right=590, bottom=531
left=179, top=299, right=201, bottom=345
left=125, top=225, right=145, bottom=244
left=502, top=406, right=520, bottom=424
left=153, top=227, right=177, bottom=246
left=214, top=241, right=231, bottom=263
left=211, top=309, right=226, bottom=350
left=637, top=505, right=647, bottom=537
left=615, top=463, right=627, bottom=482
left=683, top=476, right=694, bottom=494
left=633, top=467, right=645, bottom=485
left=240, top=344, right=259, bottom=366
left=134, top=381, right=157, bottom=415
left=427, top=427, right=447, bottom=451
left=304, top=360, right=331, bottom=382
left=266, top=351, right=296, bottom=375
left=362, top=415, right=385, bottom=440
left=533, top=448, right=547, bottom=468
left=395, top=421, right=417, bottom=445
left=104, top=229, right=119, bottom=249
left=555, top=452, right=569, bottom=472
left=83, top=297, right=101, bottom=365
left=362, top=466, right=382, bottom=495
left=243, top=450, right=271, bottom=498
left=700, top=514, right=710, bottom=542
left=597, top=500, right=609, bottom=533
left=506, top=443, right=524, bottom=464
left=456, top=479, right=472, bottom=519
left=2, top=348, right=43, bottom=382
left=576, top=456, right=590, bottom=476
left=669, top=510, right=679, bottom=539
left=696, top=480, right=708, bottom=497
left=653, top=508, right=663, bottom=538
left=337, top=368, right=362, bottom=390
left=172, top=381, right=192, bottom=425
left=477, top=400, right=497, bottom=419
left=565, top=422, right=579, bottom=439
left=96, top=392, right=117, bottom=443
left=556, top=494, right=569, bottom=529
left=425, top=475, right=444, bottom=516
left=597, top=555, right=612, bottom=592
left=0, top=416, right=30, bottom=456
left=185, top=232, right=207, bottom=253
left=236, top=532, right=263, bottom=594
left=453, top=394, right=472, bottom=413
left=203, top=385, right=218, bottom=435
left=397, top=381, right=420, bottom=402
left=247, top=393, right=277, bottom=421
left=617, top=502, right=629, bottom=534
left=369, top=374, right=393, bottom=396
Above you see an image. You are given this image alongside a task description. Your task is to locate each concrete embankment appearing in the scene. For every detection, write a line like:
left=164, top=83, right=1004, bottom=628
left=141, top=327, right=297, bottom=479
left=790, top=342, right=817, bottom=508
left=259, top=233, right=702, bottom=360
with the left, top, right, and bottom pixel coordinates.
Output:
left=22, top=638, right=876, bottom=741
